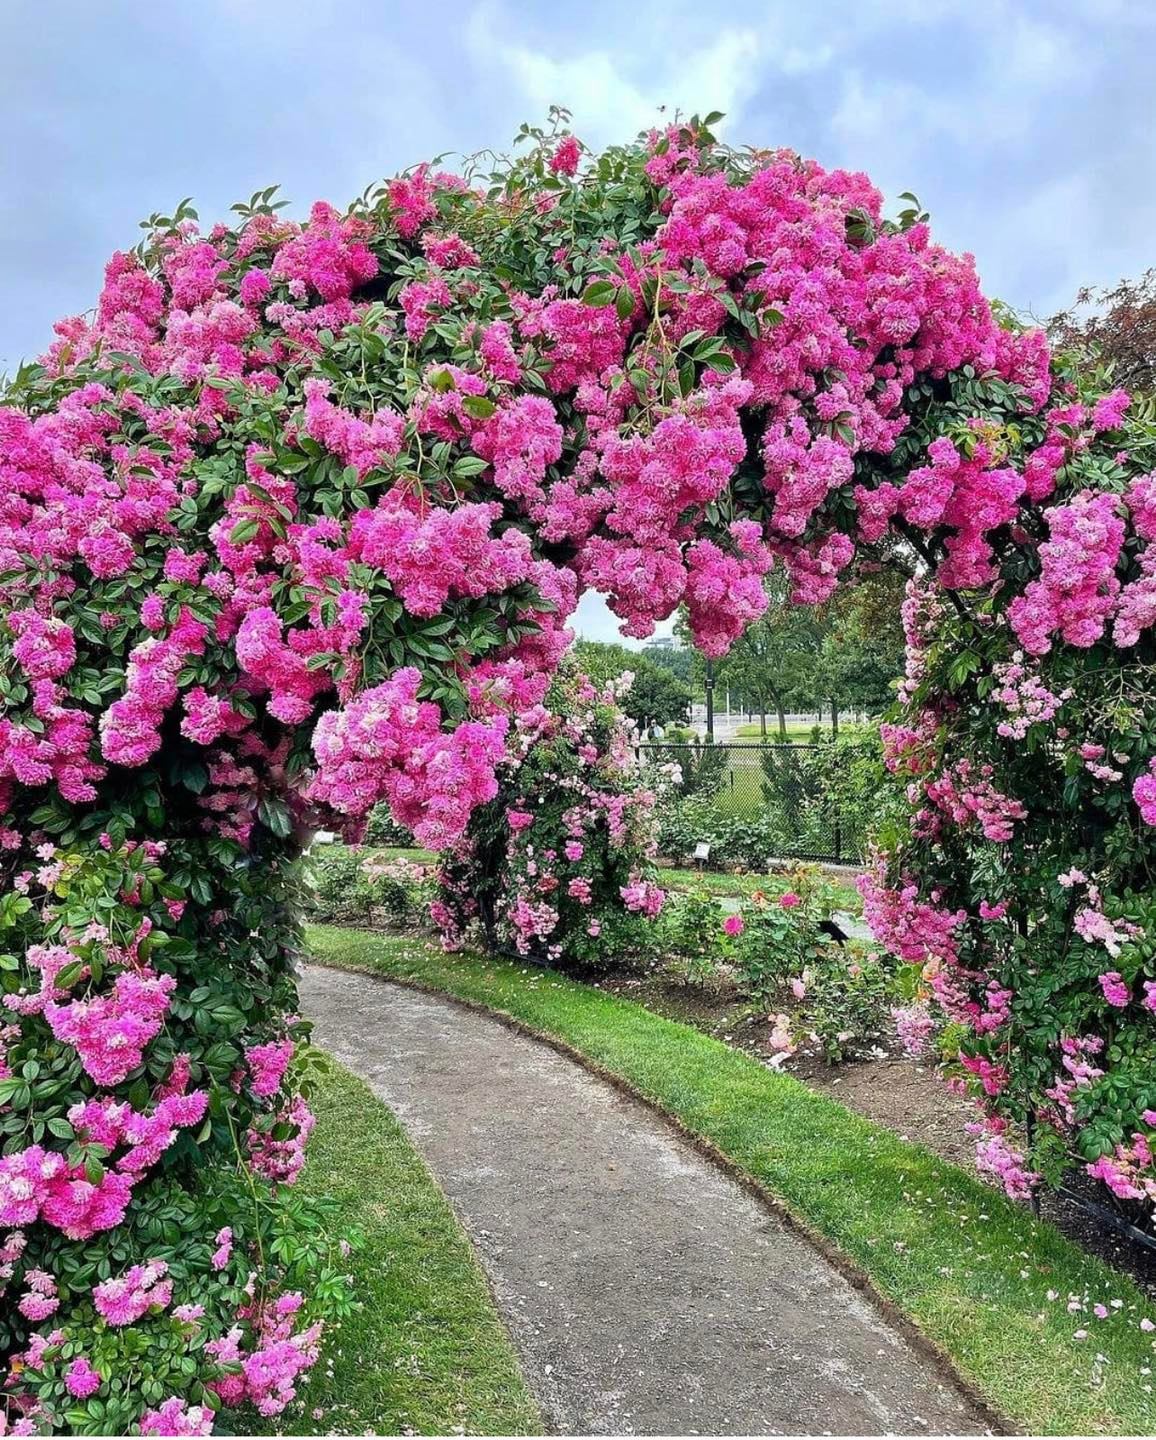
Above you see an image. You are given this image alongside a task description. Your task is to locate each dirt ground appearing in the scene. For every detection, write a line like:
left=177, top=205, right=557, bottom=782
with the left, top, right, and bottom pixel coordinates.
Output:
left=593, top=969, right=1156, bottom=1300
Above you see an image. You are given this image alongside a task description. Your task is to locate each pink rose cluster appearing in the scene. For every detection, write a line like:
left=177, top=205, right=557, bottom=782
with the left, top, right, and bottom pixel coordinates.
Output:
left=308, top=667, right=509, bottom=848
left=0, top=1088, right=208, bottom=1242
left=44, top=970, right=176, bottom=1087
left=207, top=1290, right=323, bottom=1417
left=433, top=675, right=668, bottom=963
left=93, top=1258, right=173, bottom=1325
left=245, top=1038, right=294, bottom=1098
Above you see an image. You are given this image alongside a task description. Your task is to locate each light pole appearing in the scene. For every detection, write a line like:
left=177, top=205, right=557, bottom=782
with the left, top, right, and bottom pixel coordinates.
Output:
left=704, top=658, right=715, bottom=743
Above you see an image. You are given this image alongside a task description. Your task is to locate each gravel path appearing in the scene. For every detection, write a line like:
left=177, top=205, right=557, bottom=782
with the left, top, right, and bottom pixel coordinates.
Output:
left=301, top=964, right=990, bottom=1436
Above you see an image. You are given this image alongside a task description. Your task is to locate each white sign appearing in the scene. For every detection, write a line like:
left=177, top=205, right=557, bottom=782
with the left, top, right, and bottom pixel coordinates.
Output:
left=693, top=841, right=711, bottom=862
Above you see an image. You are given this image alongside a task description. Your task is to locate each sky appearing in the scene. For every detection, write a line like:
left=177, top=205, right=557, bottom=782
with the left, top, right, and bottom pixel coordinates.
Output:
left=2, top=0, right=1153, bottom=644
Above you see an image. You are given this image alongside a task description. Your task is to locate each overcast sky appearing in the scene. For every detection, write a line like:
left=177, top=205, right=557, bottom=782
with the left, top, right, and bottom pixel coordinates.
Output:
left=3, top=0, right=1151, bottom=644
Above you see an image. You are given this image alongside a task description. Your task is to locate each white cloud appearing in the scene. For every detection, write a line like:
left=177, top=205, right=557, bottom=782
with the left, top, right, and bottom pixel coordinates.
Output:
left=464, top=2, right=763, bottom=145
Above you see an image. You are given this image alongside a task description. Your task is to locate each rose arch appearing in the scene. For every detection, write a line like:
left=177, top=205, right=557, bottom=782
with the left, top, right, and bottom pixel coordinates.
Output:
left=1, top=114, right=1154, bottom=1431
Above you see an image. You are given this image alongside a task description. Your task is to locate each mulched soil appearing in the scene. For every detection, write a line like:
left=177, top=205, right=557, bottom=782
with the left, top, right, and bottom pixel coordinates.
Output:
left=592, top=967, right=1156, bottom=1300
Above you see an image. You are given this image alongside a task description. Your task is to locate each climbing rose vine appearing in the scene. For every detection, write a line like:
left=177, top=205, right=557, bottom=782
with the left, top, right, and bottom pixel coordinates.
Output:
left=432, top=669, right=667, bottom=966
left=2, top=108, right=1156, bottom=1429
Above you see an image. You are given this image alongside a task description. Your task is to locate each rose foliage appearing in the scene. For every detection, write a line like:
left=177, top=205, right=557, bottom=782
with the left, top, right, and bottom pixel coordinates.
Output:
left=432, top=670, right=667, bottom=967
left=2, top=107, right=1156, bottom=1430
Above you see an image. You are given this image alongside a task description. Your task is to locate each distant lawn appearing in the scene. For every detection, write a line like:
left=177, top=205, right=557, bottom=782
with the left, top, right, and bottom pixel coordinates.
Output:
left=308, top=925, right=1156, bottom=1438
left=733, top=721, right=824, bottom=742
left=656, top=865, right=863, bottom=912
left=279, top=1055, right=538, bottom=1437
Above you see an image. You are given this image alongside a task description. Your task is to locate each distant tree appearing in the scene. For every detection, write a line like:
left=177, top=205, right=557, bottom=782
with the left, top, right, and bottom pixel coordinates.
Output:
left=571, top=639, right=692, bottom=733
left=641, top=641, right=695, bottom=686
left=1049, top=269, right=1156, bottom=395
left=710, top=573, right=824, bottom=738
left=689, top=568, right=906, bottom=737
left=812, top=568, right=907, bottom=731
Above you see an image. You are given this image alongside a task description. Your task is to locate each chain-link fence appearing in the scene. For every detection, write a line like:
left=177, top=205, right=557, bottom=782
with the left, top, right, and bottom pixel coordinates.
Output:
left=637, top=742, right=866, bottom=864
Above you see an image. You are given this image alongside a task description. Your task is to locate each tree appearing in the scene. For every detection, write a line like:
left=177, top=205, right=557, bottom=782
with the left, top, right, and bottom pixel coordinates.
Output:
left=693, top=565, right=906, bottom=738
left=1050, top=268, right=1156, bottom=394
left=709, top=572, right=824, bottom=737
left=811, top=569, right=908, bottom=732
left=572, top=639, right=692, bottom=732
left=641, top=641, right=695, bottom=687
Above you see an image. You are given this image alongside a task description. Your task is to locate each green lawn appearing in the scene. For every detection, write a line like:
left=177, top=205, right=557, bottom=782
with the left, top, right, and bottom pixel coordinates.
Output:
left=733, top=721, right=825, bottom=742
left=283, top=1055, right=539, bottom=1436
left=656, top=865, right=863, bottom=911
left=307, top=925, right=1156, bottom=1437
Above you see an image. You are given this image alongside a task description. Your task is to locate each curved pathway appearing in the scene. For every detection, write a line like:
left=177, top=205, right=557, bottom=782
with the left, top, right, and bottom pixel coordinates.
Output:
left=301, top=965, right=990, bottom=1436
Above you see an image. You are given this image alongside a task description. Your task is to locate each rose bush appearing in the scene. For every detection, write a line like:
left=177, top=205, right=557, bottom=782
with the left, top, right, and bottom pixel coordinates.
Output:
left=432, top=671, right=667, bottom=967
left=0, top=833, right=352, bottom=1435
left=307, top=846, right=433, bottom=928
left=3, top=102, right=1156, bottom=1430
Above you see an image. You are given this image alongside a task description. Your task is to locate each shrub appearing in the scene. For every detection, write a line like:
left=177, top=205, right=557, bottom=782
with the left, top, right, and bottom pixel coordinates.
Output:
left=793, top=728, right=889, bottom=859
left=792, top=945, right=900, bottom=1062
left=307, top=847, right=433, bottom=928
left=659, top=890, right=728, bottom=988
left=655, top=877, right=901, bottom=1060
left=0, top=838, right=352, bottom=1434
left=655, top=796, right=781, bottom=869
left=360, top=854, right=435, bottom=927
left=308, top=845, right=378, bottom=923
left=660, top=724, right=696, bottom=744
left=730, top=870, right=840, bottom=999
left=866, top=558, right=1156, bottom=1224
left=432, top=674, right=667, bottom=970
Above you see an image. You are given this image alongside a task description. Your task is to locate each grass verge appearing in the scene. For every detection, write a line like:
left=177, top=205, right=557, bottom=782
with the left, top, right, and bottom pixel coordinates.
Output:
left=307, top=925, right=1156, bottom=1437
left=281, top=1053, right=539, bottom=1436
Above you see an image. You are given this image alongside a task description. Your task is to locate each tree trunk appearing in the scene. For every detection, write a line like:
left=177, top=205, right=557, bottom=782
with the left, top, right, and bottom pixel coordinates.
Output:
left=830, top=697, right=839, bottom=739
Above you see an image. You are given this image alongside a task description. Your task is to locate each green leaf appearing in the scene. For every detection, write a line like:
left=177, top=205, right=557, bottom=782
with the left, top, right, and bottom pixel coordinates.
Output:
left=582, top=280, right=616, bottom=307
left=258, top=797, right=293, bottom=838
left=453, top=455, right=490, bottom=478
left=461, top=394, right=497, bottom=420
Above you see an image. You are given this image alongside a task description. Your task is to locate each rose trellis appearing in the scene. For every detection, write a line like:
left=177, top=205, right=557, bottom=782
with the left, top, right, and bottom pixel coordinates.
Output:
left=1, top=112, right=1154, bottom=1432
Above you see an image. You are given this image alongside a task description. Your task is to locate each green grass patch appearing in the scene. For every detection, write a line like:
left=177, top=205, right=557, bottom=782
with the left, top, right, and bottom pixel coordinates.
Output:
left=364, top=844, right=436, bottom=864
left=656, top=865, right=863, bottom=911
left=283, top=1054, right=539, bottom=1436
left=307, top=926, right=1156, bottom=1437
left=733, top=721, right=824, bottom=741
